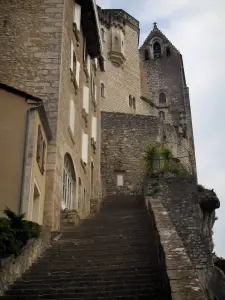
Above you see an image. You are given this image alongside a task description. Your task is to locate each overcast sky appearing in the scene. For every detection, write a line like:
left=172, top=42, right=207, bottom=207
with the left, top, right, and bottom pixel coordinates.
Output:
left=97, top=0, right=225, bottom=257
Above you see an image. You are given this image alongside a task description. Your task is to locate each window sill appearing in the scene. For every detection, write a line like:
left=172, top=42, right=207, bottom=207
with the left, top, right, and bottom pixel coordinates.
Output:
left=70, top=68, right=78, bottom=94
left=72, top=22, right=80, bottom=45
left=82, top=108, right=88, bottom=128
left=68, top=126, right=75, bottom=145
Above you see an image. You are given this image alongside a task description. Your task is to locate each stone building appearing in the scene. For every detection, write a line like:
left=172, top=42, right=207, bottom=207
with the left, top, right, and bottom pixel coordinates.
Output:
left=0, top=0, right=104, bottom=230
left=98, top=8, right=196, bottom=196
left=0, top=2, right=223, bottom=299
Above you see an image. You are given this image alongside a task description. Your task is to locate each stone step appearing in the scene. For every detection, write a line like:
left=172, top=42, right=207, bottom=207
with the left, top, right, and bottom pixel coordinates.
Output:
left=0, top=195, right=171, bottom=300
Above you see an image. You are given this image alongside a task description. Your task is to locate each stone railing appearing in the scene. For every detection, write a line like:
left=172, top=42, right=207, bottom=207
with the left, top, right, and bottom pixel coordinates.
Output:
left=0, top=227, right=51, bottom=295
left=145, top=196, right=207, bottom=299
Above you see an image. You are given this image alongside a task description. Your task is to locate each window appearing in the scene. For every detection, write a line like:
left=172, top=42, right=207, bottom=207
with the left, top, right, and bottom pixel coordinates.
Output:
left=100, top=83, right=105, bottom=98
left=62, top=154, right=76, bottom=210
left=129, top=95, right=136, bottom=109
left=159, top=92, right=166, bottom=104
left=133, top=97, right=136, bottom=109
left=74, top=3, right=81, bottom=31
left=69, top=99, right=75, bottom=134
left=129, top=95, right=133, bottom=107
left=159, top=111, right=165, bottom=120
left=144, top=49, right=149, bottom=60
left=82, top=132, right=89, bottom=164
left=101, top=28, right=105, bottom=42
left=92, top=116, right=97, bottom=141
left=83, top=39, right=91, bottom=76
left=115, top=36, right=119, bottom=44
left=70, top=42, right=80, bottom=86
left=32, top=183, right=40, bottom=223
left=117, top=174, right=124, bottom=187
left=83, top=86, right=89, bottom=113
left=153, top=42, right=161, bottom=58
left=36, top=125, right=46, bottom=175
left=166, top=47, right=171, bottom=57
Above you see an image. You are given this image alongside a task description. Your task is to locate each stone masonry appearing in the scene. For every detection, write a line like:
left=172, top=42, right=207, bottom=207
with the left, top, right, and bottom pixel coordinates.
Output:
left=101, top=112, right=161, bottom=195
left=98, top=8, right=153, bottom=116
left=0, top=0, right=103, bottom=230
left=145, top=176, right=220, bottom=297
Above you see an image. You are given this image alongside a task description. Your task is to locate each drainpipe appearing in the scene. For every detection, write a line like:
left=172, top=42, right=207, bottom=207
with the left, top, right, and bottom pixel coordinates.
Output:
left=19, top=103, right=41, bottom=214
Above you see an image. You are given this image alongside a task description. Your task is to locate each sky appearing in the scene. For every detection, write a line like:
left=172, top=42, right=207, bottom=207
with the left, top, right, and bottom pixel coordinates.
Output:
left=97, top=0, right=225, bottom=257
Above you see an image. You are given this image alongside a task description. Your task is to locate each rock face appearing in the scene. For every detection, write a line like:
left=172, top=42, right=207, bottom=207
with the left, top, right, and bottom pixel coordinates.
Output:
left=1, top=196, right=172, bottom=300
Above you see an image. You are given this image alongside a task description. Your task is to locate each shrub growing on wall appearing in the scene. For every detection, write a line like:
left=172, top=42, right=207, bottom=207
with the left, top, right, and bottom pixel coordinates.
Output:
left=142, top=142, right=185, bottom=176
left=0, top=208, right=41, bottom=258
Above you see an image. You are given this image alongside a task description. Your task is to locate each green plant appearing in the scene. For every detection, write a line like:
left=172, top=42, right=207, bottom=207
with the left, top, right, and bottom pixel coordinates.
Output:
left=0, top=208, right=41, bottom=258
left=142, top=143, right=185, bottom=177
left=147, top=98, right=155, bottom=108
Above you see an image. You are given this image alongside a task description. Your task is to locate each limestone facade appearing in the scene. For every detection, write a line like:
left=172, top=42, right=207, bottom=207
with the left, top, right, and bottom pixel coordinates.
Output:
left=0, top=0, right=103, bottom=230
left=98, top=8, right=153, bottom=116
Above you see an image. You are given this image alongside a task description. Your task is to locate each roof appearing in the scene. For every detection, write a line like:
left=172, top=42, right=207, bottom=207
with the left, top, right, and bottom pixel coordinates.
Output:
left=0, top=82, right=52, bottom=141
left=140, top=22, right=180, bottom=53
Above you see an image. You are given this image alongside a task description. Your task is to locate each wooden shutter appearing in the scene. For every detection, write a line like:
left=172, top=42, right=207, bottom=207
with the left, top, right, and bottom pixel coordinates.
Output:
left=74, top=3, right=81, bottom=31
left=92, top=116, right=97, bottom=141
left=76, top=61, right=80, bottom=87
left=83, top=86, right=89, bottom=113
left=82, top=133, right=88, bottom=164
left=36, top=125, right=42, bottom=162
left=70, top=42, right=74, bottom=70
left=70, top=99, right=75, bottom=134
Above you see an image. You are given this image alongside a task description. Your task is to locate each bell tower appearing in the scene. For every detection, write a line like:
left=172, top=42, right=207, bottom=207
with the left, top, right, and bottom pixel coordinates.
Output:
left=140, top=23, right=196, bottom=175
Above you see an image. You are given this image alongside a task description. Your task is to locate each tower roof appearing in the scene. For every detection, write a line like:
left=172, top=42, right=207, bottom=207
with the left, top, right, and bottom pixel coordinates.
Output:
left=140, top=22, right=180, bottom=53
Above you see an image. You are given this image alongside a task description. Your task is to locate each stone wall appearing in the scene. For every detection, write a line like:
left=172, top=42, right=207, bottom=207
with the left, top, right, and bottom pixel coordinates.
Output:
left=99, top=10, right=152, bottom=116
left=101, top=112, right=161, bottom=195
left=146, top=196, right=207, bottom=299
left=0, top=0, right=103, bottom=230
left=145, top=176, right=220, bottom=295
left=0, top=227, right=51, bottom=295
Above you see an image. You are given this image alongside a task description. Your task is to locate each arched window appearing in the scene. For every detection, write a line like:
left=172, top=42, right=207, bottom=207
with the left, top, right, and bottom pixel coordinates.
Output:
left=153, top=42, right=161, bottom=58
left=144, top=49, right=149, bottom=60
left=166, top=46, right=171, bottom=57
left=100, top=83, right=105, bottom=98
left=159, top=111, right=165, bottom=120
left=159, top=92, right=166, bottom=104
left=62, top=154, right=76, bottom=210
left=115, top=36, right=118, bottom=44
left=129, top=95, right=132, bottom=107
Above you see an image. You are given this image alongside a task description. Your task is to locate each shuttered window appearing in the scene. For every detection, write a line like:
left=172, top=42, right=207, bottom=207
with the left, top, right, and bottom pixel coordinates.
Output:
left=92, top=116, right=97, bottom=141
left=83, top=86, right=89, bottom=113
left=82, top=133, right=89, bottom=164
left=36, top=125, right=45, bottom=175
left=74, top=3, right=81, bottom=31
left=69, top=99, right=75, bottom=134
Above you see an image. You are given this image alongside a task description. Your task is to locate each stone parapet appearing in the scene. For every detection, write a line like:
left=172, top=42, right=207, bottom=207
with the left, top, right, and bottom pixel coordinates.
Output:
left=0, top=227, right=51, bottom=295
left=146, top=196, right=207, bottom=300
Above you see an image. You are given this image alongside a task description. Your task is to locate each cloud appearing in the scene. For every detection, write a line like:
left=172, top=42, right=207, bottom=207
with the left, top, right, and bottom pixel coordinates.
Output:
left=97, top=0, right=225, bottom=257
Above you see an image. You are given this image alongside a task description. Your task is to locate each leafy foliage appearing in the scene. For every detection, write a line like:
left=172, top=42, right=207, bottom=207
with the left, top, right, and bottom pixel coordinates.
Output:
left=142, top=143, right=185, bottom=177
left=0, top=208, right=41, bottom=258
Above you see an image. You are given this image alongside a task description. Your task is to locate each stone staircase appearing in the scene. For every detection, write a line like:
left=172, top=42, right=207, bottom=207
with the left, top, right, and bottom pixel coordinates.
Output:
left=1, top=195, right=172, bottom=299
